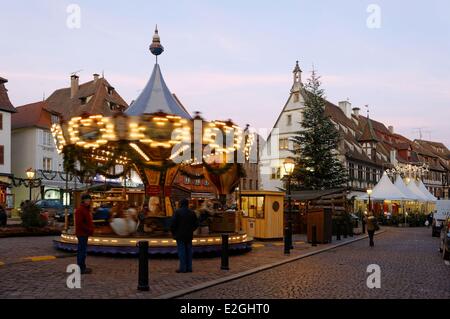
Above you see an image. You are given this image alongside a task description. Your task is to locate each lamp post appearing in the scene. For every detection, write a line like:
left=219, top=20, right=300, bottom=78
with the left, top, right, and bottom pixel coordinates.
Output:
left=26, top=168, right=36, bottom=201
left=364, top=188, right=373, bottom=234
left=283, top=158, right=295, bottom=254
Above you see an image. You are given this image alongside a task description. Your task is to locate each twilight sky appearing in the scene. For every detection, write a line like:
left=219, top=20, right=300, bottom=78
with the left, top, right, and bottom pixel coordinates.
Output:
left=1, top=0, right=449, bottom=145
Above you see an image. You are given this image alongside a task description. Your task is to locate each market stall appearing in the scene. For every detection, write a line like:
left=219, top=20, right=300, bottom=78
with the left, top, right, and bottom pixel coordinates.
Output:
left=239, top=190, right=285, bottom=239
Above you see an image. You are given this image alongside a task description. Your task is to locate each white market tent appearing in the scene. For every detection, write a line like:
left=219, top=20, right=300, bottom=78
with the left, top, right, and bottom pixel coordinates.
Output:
left=357, top=172, right=409, bottom=201
left=394, top=175, right=420, bottom=201
left=406, top=179, right=429, bottom=202
left=416, top=179, right=438, bottom=202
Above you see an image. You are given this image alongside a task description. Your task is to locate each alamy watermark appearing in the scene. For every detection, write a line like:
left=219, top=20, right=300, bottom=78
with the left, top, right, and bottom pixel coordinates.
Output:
left=366, top=4, right=381, bottom=29
left=366, top=264, right=381, bottom=289
left=66, top=4, right=81, bottom=29
left=66, top=264, right=81, bottom=289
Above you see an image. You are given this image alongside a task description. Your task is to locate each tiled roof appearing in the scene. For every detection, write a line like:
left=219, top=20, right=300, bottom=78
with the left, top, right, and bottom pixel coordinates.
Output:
left=0, top=77, right=17, bottom=113
left=45, top=77, right=128, bottom=121
left=11, top=101, right=58, bottom=130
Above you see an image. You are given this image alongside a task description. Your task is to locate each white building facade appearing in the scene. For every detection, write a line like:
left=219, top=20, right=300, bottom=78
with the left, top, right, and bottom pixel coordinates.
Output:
left=260, top=62, right=305, bottom=191
left=0, top=77, right=16, bottom=209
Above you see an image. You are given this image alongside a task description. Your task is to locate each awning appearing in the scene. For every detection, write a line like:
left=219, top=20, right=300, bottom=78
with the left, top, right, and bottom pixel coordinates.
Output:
left=394, top=175, right=420, bottom=201
left=357, top=172, right=409, bottom=201
left=416, top=179, right=438, bottom=202
left=406, top=179, right=429, bottom=201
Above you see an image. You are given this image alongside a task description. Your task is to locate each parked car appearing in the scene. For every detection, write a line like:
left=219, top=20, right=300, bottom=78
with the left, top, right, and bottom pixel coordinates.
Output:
left=35, top=199, right=73, bottom=221
left=54, top=207, right=74, bottom=222
left=434, top=200, right=450, bottom=237
left=439, top=218, right=450, bottom=260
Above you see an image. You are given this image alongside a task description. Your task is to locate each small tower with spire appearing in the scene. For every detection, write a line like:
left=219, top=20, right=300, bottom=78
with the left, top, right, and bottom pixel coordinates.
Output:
left=149, top=25, right=164, bottom=63
left=291, top=60, right=302, bottom=93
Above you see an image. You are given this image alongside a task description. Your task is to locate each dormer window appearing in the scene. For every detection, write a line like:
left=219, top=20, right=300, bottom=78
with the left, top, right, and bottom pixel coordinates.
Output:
left=363, top=142, right=372, bottom=158
left=109, top=102, right=117, bottom=111
left=51, top=114, right=60, bottom=124
left=80, top=97, right=87, bottom=105
left=107, top=86, right=114, bottom=95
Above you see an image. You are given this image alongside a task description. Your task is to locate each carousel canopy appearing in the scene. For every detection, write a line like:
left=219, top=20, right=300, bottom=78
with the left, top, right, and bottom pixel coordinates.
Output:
left=416, top=179, right=438, bottom=202
left=125, top=63, right=191, bottom=119
left=357, top=172, right=409, bottom=201
left=394, top=175, right=420, bottom=201
left=406, top=178, right=429, bottom=202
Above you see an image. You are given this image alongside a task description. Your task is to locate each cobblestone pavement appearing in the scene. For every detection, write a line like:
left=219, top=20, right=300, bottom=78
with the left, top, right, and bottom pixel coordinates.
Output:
left=181, top=227, right=450, bottom=299
left=0, top=230, right=364, bottom=298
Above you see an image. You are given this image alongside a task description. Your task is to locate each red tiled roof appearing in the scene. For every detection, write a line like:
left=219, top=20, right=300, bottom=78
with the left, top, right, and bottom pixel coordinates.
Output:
left=0, top=77, right=17, bottom=113
left=11, top=101, right=58, bottom=130
left=46, top=77, right=128, bottom=121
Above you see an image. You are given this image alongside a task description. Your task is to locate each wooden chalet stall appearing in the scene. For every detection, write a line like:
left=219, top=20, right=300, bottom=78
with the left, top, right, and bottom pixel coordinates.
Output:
left=291, top=188, right=351, bottom=242
left=239, top=190, right=285, bottom=239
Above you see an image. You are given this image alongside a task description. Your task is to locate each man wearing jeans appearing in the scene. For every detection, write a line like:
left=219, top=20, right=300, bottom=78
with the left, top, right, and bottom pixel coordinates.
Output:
left=75, top=194, right=94, bottom=274
left=170, top=198, right=199, bottom=273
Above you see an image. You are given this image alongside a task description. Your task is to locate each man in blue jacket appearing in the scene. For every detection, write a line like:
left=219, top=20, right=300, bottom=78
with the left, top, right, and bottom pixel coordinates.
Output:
left=170, top=198, right=199, bottom=273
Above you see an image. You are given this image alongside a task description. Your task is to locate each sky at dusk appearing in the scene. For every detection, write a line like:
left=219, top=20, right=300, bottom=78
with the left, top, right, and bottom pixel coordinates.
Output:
left=1, top=0, right=449, bottom=145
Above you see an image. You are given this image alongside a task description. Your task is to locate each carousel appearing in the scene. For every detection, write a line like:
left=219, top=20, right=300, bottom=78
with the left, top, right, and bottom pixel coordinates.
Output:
left=53, top=27, right=253, bottom=255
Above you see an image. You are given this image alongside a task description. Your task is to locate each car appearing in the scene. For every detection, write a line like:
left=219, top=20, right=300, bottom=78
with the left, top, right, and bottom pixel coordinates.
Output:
left=35, top=199, right=73, bottom=221
left=439, top=218, right=450, bottom=260
left=54, top=207, right=74, bottom=222
left=434, top=200, right=450, bottom=237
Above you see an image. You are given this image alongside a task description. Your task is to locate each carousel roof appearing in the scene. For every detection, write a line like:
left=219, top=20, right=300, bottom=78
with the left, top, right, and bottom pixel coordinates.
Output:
left=125, top=64, right=191, bottom=119
left=125, top=27, right=191, bottom=119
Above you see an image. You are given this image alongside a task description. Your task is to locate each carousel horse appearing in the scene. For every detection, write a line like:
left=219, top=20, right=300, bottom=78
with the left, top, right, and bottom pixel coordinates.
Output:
left=110, top=208, right=138, bottom=236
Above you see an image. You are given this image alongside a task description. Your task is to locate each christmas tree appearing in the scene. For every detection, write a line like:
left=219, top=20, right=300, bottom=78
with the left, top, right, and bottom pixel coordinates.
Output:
left=291, top=70, right=347, bottom=189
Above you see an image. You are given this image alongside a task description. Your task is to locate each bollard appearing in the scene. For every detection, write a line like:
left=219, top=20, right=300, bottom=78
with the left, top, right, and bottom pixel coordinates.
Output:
left=284, top=226, right=290, bottom=255
left=137, top=241, right=149, bottom=291
left=362, top=219, right=366, bottom=234
left=312, top=225, right=317, bottom=247
left=349, top=222, right=354, bottom=237
left=343, top=222, right=348, bottom=238
left=336, top=223, right=341, bottom=241
left=221, top=234, right=230, bottom=270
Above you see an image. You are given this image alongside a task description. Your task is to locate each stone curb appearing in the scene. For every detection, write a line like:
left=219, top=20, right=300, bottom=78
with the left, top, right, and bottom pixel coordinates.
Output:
left=154, top=230, right=387, bottom=299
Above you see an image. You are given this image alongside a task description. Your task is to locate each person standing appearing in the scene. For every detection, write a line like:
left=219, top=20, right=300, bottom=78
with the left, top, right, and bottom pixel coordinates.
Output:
left=365, top=212, right=379, bottom=247
left=170, top=198, right=199, bottom=273
left=0, top=204, right=7, bottom=227
left=75, top=194, right=94, bottom=274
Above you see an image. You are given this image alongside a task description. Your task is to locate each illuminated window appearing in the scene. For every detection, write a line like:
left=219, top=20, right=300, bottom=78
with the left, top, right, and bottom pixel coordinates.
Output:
left=241, top=196, right=265, bottom=219
left=271, top=167, right=281, bottom=180
left=42, top=157, right=52, bottom=171
left=279, top=138, right=289, bottom=150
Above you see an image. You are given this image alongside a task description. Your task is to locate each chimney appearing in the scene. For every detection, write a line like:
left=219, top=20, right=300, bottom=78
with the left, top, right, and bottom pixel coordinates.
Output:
left=338, top=100, right=352, bottom=119
left=93, top=73, right=100, bottom=83
left=352, top=107, right=360, bottom=116
left=390, top=149, right=398, bottom=165
left=388, top=125, right=394, bottom=134
left=70, top=75, right=79, bottom=98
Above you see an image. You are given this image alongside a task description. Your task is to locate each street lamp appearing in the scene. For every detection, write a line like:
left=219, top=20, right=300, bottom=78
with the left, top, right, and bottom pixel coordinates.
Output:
left=283, top=158, right=295, bottom=255
left=26, top=168, right=36, bottom=201
left=364, top=188, right=373, bottom=234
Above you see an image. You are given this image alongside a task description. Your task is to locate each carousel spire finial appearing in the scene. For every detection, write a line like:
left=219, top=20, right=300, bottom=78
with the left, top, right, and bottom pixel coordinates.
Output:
left=149, top=25, right=164, bottom=63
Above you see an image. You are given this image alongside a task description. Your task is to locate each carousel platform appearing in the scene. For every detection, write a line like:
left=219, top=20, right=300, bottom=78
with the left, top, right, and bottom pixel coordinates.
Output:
left=53, top=232, right=252, bottom=255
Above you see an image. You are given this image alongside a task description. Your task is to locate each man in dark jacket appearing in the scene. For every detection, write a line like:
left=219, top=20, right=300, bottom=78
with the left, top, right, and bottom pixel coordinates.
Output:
left=170, top=198, right=198, bottom=273
left=75, top=194, right=94, bottom=274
